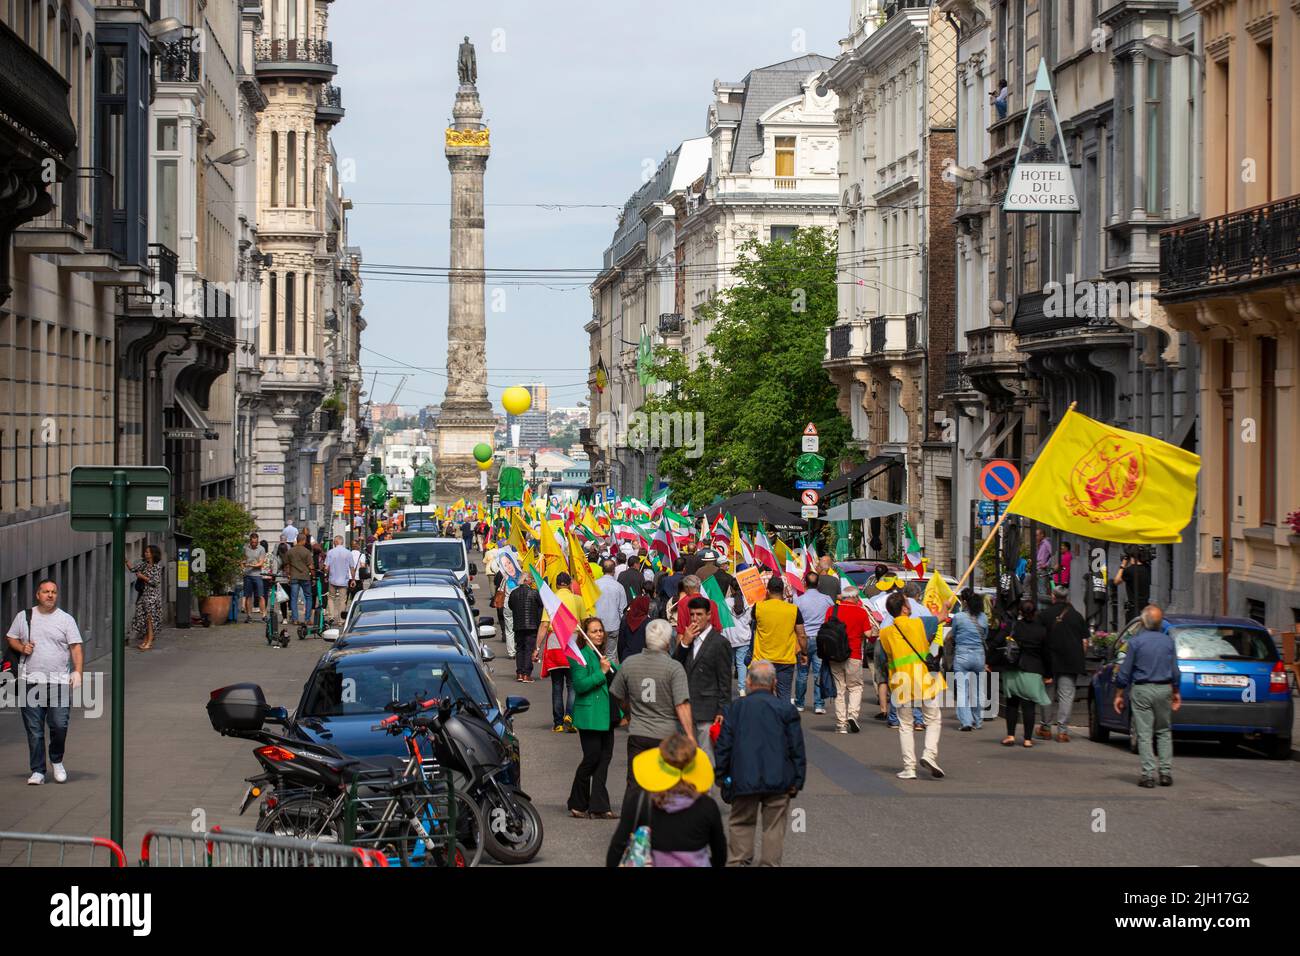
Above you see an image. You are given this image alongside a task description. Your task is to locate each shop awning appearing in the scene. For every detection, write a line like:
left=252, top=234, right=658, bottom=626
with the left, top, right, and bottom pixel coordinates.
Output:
left=824, top=497, right=907, bottom=522
left=822, top=453, right=903, bottom=496
left=166, top=390, right=219, bottom=441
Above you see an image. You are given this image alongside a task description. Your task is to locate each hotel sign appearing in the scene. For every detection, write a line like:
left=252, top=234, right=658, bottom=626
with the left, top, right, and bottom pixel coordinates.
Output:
left=1003, top=60, right=1079, bottom=213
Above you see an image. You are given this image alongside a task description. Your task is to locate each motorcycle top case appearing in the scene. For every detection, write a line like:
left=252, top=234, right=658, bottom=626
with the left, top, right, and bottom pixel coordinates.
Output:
left=207, top=682, right=268, bottom=733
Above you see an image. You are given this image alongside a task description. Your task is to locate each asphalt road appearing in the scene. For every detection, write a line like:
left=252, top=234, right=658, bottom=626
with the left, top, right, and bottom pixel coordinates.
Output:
left=0, top=551, right=1295, bottom=868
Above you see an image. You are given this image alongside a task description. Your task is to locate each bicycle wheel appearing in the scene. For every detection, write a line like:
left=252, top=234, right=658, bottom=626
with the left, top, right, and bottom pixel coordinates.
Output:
left=258, top=796, right=340, bottom=841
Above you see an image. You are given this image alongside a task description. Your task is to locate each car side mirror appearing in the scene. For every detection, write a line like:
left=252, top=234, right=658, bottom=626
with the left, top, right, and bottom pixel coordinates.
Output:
left=264, top=706, right=290, bottom=725
left=504, top=695, right=530, bottom=718
left=477, top=615, right=495, bottom=628
left=322, top=628, right=340, bottom=643
left=480, top=645, right=496, bottom=662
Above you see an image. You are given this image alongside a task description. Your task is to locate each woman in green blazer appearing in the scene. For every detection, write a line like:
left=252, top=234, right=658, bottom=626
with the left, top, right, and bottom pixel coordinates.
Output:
left=568, top=618, right=617, bottom=819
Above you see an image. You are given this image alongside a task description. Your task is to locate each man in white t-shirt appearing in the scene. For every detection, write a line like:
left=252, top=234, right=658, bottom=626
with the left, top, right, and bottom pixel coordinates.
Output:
left=6, top=579, right=83, bottom=785
left=324, top=536, right=353, bottom=625
left=282, top=520, right=299, bottom=544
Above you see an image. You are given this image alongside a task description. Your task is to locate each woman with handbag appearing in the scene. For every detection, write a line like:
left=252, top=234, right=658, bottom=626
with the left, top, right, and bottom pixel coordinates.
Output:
left=949, top=589, right=989, bottom=731
left=567, top=618, right=618, bottom=819
left=997, top=600, right=1052, bottom=747
left=606, top=733, right=726, bottom=867
left=127, top=545, right=164, bottom=650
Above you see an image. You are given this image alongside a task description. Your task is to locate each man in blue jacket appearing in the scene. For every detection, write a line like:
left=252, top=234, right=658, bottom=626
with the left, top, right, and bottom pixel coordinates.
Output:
left=1113, top=604, right=1182, bottom=788
left=714, top=660, right=806, bottom=866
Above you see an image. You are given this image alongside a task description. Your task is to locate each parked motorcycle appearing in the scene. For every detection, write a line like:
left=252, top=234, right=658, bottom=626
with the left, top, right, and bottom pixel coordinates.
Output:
left=207, top=682, right=543, bottom=865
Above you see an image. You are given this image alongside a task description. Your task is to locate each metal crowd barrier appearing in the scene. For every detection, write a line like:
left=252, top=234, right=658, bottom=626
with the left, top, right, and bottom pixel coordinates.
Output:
left=139, top=825, right=388, bottom=867
left=0, top=831, right=127, bottom=867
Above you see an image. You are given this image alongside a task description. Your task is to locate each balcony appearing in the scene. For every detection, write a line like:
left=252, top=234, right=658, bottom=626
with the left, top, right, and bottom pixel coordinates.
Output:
left=963, top=324, right=1028, bottom=398
left=156, top=31, right=201, bottom=82
left=774, top=177, right=796, bottom=190
left=884, top=0, right=929, bottom=19
left=864, top=314, right=919, bottom=359
left=942, top=351, right=975, bottom=396
left=1158, top=194, right=1300, bottom=301
left=148, top=243, right=177, bottom=303
left=317, top=84, right=345, bottom=124
left=253, top=37, right=337, bottom=79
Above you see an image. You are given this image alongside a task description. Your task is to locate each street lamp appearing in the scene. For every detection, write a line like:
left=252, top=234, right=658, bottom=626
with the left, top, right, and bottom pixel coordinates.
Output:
left=1140, top=35, right=1205, bottom=72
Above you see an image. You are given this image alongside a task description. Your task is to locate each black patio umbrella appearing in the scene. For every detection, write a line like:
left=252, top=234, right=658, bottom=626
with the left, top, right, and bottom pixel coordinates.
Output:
left=701, top=491, right=807, bottom=533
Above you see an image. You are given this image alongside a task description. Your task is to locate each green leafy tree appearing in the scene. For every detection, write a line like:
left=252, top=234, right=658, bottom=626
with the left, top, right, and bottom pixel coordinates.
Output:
left=178, top=498, right=256, bottom=601
left=643, top=227, right=856, bottom=503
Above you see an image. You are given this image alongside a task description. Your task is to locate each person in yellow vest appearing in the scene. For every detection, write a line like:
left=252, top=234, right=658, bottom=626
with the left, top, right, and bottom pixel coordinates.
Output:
left=877, top=591, right=946, bottom=780
left=747, top=575, right=808, bottom=703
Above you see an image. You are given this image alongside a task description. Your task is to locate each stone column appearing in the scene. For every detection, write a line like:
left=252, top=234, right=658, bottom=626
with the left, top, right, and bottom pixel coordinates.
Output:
left=434, top=56, right=498, bottom=503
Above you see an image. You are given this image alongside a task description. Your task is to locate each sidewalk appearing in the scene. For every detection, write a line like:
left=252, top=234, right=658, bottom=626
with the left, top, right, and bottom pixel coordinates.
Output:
left=0, top=618, right=328, bottom=864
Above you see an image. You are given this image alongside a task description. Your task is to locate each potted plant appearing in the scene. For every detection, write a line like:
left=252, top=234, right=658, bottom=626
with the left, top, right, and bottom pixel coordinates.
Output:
left=1287, top=509, right=1300, bottom=538
left=178, top=498, right=257, bottom=624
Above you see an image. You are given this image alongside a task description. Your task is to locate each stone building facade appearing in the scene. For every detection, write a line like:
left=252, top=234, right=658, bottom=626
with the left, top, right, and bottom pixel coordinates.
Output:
left=247, top=0, right=361, bottom=538
left=921, top=0, right=1204, bottom=618
left=822, top=0, right=958, bottom=570
left=1158, top=0, right=1300, bottom=630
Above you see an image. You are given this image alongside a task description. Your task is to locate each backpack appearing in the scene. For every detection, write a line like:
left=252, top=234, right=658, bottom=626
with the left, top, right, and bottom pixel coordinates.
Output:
left=2, top=608, right=32, bottom=680
left=816, top=606, right=852, bottom=663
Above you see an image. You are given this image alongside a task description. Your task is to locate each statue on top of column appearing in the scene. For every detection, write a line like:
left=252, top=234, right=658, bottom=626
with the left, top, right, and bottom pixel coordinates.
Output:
left=457, top=36, right=477, bottom=86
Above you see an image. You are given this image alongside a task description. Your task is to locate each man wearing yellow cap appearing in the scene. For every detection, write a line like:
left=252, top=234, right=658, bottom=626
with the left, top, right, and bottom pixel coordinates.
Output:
left=877, top=591, right=946, bottom=780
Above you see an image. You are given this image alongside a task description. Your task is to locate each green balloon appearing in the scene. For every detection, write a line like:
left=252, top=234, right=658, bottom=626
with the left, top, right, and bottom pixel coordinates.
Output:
left=473, top=442, right=493, bottom=463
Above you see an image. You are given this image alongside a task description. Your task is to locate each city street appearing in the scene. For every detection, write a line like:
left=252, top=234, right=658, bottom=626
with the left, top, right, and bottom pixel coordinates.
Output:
left=3, top=559, right=1297, bottom=868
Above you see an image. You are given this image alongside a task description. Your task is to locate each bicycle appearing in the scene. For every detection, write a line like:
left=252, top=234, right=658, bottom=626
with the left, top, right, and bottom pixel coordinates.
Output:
left=257, top=698, right=485, bottom=867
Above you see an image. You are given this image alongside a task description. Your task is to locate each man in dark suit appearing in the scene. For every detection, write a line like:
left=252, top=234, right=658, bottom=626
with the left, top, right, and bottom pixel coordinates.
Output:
left=673, top=596, right=733, bottom=765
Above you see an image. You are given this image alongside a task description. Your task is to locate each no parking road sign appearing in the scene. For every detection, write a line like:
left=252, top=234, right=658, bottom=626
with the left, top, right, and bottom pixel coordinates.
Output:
left=979, top=459, right=1021, bottom=501
left=800, top=489, right=820, bottom=506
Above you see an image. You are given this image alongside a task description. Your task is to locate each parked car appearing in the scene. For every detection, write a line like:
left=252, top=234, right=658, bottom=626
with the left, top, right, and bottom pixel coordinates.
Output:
left=370, top=536, right=472, bottom=587
left=288, top=642, right=523, bottom=784
left=1089, top=614, right=1294, bottom=759
left=340, top=583, right=479, bottom=639
left=328, top=601, right=496, bottom=669
left=364, top=568, right=476, bottom=605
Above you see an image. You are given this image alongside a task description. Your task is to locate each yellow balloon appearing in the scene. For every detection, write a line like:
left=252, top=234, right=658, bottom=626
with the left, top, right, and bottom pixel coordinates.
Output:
left=477, top=458, right=493, bottom=471
left=501, top=386, right=532, bottom=417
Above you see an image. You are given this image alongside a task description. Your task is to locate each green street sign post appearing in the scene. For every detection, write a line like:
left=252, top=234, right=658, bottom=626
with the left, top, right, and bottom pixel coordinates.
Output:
left=69, top=466, right=172, bottom=858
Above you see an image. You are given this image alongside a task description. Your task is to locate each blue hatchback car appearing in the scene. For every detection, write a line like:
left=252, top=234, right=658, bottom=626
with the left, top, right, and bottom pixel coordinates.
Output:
left=1089, top=615, right=1294, bottom=759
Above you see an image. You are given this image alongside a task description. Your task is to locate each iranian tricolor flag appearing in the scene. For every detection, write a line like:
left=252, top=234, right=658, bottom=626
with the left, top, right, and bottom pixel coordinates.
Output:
left=530, top=567, right=586, bottom=666
left=902, top=520, right=926, bottom=577
left=752, top=527, right=780, bottom=573
left=784, top=557, right=806, bottom=594
left=651, top=516, right=679, bottom=565
left=649, top=488, right=671, bottom=521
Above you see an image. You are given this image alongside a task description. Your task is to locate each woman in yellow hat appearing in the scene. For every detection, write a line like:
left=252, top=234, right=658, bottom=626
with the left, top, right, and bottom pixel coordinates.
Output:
left=605, top=734, right=726, bottom=867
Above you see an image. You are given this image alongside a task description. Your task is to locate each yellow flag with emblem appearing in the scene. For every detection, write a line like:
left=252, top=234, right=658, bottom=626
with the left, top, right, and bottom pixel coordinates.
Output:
left=922, top=571, right=955, bottom=618
left=566, top=528, right=601, bottom=609
left=1006, top=408, right=1200, bottom=544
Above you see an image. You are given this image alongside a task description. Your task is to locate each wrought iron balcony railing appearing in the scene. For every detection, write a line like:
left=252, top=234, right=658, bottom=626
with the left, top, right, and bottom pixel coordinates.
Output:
left=1159, top=194, right=1300, bottom=297
left=148, top=243, right=177, bottom=302
left=905, top=312, right=921, bottom=351
left=870, top=315, right=887, bottom=353
left=319, top=84, right=342, bottom=108
left=156, top=32, right=201, bottom=82
left=884, top=0, right=928, bottom=20
left=829, top=323, right=852, bottom=359
left=254, top=37, right=334, bottom=65
left=944, top=351, right=972, bottom=393
left=199, top=279, right=235, bottom=339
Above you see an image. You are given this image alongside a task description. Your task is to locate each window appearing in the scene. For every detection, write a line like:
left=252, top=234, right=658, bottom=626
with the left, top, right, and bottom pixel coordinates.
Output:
left=287, top=0, right=296, bottom=41
left=1145, top=58, right=1164, bottom=215
left=156, top=160, right=177, bottom=251
left=1259, top=337, right=1276, bottom=524
left=284, top=272, right=295, bottom=353
left=268, top=272, right=278, bottom=353
left=287, top=131, right=297, bottom=206
left=98, top=45, right=127, bottom=211
left=888, top=380, right=907, bottom=443
left=270, top=132, right=279, bottom=207
left=770, top=225, right=796, bottom=243
left=774, top=136, right=795, bottom=181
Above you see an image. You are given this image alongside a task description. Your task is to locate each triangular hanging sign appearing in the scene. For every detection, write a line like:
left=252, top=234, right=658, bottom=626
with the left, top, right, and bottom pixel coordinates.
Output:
left=1003, top=60, right=1079, bottom=213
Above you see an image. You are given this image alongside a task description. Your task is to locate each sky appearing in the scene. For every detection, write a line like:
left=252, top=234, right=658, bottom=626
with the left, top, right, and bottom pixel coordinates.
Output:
left=328, top=0, right=846, bottom=413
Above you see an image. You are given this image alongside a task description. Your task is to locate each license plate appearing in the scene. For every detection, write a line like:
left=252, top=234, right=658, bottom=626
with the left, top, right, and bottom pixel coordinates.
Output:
left=1197, top=673, right=1250, bottom=688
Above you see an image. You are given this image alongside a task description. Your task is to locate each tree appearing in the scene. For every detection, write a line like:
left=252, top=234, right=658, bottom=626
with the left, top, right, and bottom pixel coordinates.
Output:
left=643, top=227, right=856, bottom=503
